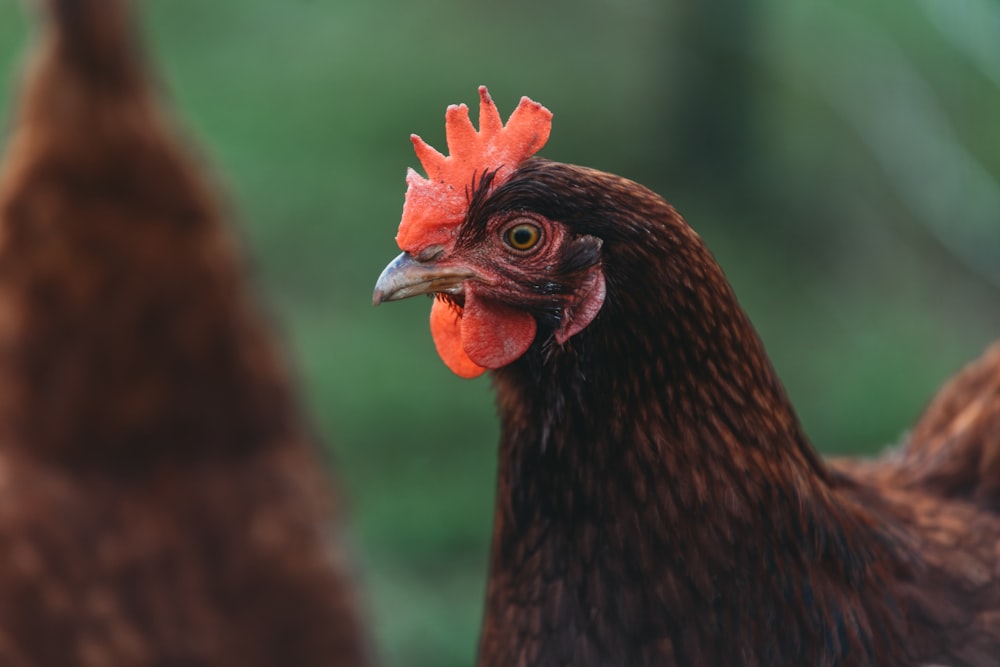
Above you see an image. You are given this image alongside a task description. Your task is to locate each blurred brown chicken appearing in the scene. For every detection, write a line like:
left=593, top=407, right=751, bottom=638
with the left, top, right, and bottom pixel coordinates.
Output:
left=0, top=1, right=372, bottom=665
left=374, top=87, right=1000, bottom=666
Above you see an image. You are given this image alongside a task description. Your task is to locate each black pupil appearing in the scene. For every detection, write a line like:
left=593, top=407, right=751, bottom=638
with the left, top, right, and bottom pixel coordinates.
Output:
left=512, top=226, right=534, bottom=247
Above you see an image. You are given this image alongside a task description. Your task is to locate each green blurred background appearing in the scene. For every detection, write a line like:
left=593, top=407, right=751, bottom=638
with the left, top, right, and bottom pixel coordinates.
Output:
left=1, top=1, right=998, bottom=665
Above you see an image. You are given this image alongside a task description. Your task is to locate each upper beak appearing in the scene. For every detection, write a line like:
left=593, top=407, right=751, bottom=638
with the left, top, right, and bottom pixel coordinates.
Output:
left=372, top=251, right=476, bottom=306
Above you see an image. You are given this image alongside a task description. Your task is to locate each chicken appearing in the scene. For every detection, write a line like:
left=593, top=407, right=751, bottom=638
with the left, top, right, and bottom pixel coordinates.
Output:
left=373, top=87, right=1000, bottom=666
left=0, top=1, right=371, bottom=665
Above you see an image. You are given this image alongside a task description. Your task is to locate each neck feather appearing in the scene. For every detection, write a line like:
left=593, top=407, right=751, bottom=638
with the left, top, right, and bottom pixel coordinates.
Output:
left=480, top=175, right=911, bottom=666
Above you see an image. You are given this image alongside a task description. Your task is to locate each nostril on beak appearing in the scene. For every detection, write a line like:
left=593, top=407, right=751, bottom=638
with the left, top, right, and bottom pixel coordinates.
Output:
left=416, top=245, right=446, bottom=263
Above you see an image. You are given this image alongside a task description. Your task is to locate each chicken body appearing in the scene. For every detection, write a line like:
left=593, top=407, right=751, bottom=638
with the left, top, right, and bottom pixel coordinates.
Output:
left=376, top=115, right=1000, bottom=664
left=0, top=1, right=371, bottom=665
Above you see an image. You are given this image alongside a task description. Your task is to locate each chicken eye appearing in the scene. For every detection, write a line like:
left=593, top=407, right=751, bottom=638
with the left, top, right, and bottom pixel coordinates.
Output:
left=504, top=222, right=541, bottom=251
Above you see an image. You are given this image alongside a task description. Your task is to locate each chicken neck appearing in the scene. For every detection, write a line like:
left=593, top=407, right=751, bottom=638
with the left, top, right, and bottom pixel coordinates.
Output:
left=480, top=165, right=913, bottom=665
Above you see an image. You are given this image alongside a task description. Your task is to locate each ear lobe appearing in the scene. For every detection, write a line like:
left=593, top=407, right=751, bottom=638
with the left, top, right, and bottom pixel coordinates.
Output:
left=554, top=263, right=606, bottom=345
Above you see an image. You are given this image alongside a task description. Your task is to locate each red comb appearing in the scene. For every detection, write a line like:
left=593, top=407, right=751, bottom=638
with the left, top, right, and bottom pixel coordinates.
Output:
left=396, top=86, right=553, bottom=252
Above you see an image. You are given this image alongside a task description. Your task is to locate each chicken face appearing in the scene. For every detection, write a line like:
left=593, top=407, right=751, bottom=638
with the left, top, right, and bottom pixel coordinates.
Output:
left=374, top=184, right=606, bottom=378
left=374, top=88, right=606, bottom=378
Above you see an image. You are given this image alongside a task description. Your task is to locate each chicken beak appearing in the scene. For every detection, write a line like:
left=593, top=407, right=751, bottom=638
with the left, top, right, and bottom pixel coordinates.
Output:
left=372, top=252, right=475, bottom=306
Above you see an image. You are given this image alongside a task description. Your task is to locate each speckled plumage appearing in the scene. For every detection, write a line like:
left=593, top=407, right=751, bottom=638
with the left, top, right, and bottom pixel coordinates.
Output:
left=458, top=161, right=1000, bottom=666
left=0, top=1, right=371, bottom=665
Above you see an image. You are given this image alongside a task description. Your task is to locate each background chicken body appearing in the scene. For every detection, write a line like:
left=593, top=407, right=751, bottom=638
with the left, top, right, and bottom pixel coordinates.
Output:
left=0, top=1, right=371, bottom=665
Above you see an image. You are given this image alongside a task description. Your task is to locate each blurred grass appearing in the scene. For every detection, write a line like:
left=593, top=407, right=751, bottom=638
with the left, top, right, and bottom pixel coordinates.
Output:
left=1, top=1, right=998, bottom=665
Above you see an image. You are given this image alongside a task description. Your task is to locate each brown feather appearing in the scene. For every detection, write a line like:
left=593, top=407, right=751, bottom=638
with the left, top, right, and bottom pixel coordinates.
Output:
left=464, top=159, right=1000, bottom=666
left=0, top=1, right=372, bottom=664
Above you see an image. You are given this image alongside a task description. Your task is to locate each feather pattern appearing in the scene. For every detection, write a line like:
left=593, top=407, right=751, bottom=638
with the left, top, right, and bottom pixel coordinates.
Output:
left=463, top=160, right=1000, bottom=666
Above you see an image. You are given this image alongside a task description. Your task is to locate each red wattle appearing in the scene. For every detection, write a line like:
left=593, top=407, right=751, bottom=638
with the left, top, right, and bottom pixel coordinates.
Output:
left=460, top=287, right=537, bottom=370
left=430, top=299, right=486, bottom=379
left=428, top=287, right=538, bottom=379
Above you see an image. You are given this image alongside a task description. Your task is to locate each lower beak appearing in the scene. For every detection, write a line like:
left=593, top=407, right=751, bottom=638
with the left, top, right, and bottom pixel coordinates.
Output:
left=372, top=252, right=476, bottom=306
